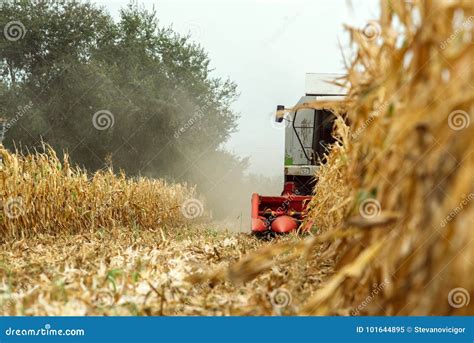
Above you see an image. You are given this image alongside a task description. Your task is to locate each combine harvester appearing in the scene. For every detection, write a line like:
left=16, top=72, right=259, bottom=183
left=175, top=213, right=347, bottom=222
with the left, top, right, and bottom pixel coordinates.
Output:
left=251, top=73, right=346, bottom=235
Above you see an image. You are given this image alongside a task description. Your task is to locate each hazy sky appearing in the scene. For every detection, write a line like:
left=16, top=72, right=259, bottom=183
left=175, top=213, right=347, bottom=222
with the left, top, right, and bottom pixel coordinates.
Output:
left=96, top=0, right=380, bottom=177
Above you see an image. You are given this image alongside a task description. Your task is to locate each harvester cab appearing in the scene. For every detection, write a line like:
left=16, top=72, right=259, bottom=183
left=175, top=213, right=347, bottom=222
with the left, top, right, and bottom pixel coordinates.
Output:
left=251, top=73, right=346, bottom=235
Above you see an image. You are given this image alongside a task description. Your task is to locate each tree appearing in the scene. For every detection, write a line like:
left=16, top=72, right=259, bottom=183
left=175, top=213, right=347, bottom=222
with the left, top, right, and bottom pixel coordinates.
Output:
left=1, top=2, right=244, bottom=217
left=0, top=1, right=247, bottom=219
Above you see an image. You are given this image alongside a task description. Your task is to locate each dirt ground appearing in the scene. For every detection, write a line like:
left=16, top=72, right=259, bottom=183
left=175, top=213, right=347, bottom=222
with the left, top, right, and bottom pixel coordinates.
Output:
left=0, top=225, right=333, bottom=316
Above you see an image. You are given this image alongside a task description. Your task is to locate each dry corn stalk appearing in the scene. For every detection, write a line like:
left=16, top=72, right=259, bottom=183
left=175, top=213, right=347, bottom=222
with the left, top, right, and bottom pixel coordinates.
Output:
left=198, top=0, right=474, bottom=316
left=0, top=145, right=196, bottom=238
left=301, top=0, right=474, bottom=316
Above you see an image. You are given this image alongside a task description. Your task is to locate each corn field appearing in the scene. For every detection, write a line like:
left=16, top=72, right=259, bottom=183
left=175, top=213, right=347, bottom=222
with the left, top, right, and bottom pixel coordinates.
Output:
left=1, top=0, right=473, bottom=316
left=0, top=145, right=195, bottom=238
left=189, top=0, right=474, bottom=316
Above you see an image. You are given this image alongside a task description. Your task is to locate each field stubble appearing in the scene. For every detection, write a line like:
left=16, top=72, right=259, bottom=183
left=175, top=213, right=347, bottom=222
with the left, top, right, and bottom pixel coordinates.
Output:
left=0, top=224, right=333, bottom=315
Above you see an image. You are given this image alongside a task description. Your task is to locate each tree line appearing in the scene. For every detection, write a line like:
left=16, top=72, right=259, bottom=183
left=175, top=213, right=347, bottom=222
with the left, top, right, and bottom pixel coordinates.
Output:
left=1, top=1, right=277, bottom=218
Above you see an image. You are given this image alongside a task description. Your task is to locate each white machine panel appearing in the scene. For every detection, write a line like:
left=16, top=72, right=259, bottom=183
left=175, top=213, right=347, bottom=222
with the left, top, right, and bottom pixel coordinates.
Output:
left=284, top=74, right=346, bottom=168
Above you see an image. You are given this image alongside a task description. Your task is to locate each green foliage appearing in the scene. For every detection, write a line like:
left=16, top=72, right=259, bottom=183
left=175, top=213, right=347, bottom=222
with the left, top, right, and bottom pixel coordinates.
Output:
left=0, top=1, right=253, bottom=217
left=1, top=1, right=239, bottom=181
